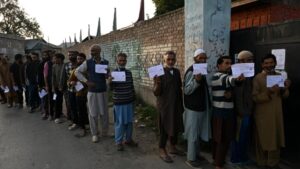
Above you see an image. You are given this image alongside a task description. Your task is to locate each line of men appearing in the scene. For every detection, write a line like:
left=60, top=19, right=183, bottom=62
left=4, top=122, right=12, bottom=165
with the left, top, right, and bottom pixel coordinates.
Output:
left=153, top=49, right=290, bottom=169
left=0, top=44, right=137, bottom=150
left=0, top=45, right=291, bottom=169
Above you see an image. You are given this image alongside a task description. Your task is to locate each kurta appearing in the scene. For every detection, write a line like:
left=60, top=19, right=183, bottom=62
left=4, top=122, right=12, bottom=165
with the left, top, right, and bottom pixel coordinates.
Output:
left=153, top=67, right=184, bottom=136
left=183, top=70, right=211, bottom=142
left=252, top=71, right=289, bottom=151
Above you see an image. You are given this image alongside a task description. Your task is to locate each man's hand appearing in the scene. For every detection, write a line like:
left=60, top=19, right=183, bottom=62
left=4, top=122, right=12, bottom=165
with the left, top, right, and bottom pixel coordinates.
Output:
left=69, top=81, right=76, bottom=86
left=269, top=84, right=280, bottom=94
left=284, top=79, right=291, bottom=89
left=236, top=74, right=245, bottom=81
left=108, top=76, right=114, bottom=83
left=153, top=75, right=161, bottom=84
left=45, top=86, right=49, bottom=92
left=194, top=74, right=202, bottom=82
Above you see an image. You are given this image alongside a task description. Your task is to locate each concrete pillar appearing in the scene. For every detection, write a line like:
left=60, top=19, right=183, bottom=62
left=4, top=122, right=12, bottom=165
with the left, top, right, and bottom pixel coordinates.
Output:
left=185, top=0, right=231, bottom=79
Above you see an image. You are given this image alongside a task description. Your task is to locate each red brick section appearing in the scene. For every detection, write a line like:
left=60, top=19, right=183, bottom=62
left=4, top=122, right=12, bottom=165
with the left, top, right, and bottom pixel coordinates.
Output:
left=231, top=3, right=300, bottom=31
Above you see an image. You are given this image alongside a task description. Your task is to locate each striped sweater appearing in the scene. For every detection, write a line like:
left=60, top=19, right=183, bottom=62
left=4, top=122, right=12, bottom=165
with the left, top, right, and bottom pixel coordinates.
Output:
left=211, top=72, right=236, bottom=118
left=110, top=68, right=135, bottom=105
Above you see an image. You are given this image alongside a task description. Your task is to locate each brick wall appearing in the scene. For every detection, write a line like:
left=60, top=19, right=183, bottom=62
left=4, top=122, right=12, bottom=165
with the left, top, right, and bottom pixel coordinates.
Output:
left=65, top=2, right=300, bottom=106
left=231, top=3, right=300, bottom=30
left=64, top=8, right=184, bottom=106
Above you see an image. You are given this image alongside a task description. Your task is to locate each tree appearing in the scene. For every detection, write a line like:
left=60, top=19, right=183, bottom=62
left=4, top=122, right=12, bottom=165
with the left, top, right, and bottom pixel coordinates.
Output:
left=0, top=0, right=42, bottom=38
left=152, top=0, right=184, bottom=16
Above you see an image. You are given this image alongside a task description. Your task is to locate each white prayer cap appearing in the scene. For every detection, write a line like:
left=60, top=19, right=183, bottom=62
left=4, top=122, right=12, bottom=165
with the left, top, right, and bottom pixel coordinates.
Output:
left=238, top=50, right=253, bottom=59
left=194, top=48, right=206, bottom=57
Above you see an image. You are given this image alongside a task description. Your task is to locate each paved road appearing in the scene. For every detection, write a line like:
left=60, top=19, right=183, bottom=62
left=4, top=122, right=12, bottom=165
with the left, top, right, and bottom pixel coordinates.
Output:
left=0, top=104, right=294, bottom=169
left=0, top=104, right=216, bottom=169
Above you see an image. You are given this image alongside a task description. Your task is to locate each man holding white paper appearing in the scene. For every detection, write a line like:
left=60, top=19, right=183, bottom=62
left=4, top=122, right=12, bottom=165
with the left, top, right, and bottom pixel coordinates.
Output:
left=211, top=56, right=245, bottom=169
left=183, top=48, right=211, bottom=168
left=153, top=51, right=184, bottom=163
left=108, top=53, right=137, bottom=151
left=75, top=44, right=109, bottom=143
left=231, top=50, right=255, bottom=165
left=68, top=53, right=89, bottom=137
left=252, top=53, right=291, bottom=168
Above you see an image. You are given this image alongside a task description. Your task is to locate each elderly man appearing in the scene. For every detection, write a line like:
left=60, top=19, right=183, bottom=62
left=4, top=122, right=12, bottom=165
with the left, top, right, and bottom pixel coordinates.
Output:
left=230, top=50, right=255, bottom=165
left=153, top=51, right=184, bottom=163
left=183, top=49, right=211, bottom=168
left=109, top=52, right=137, bottom=151
left=252, top=54, right=290, bottom=169
left=211, top=56, right=244, bottom=169
left=75, top=44, right=109, bottom=143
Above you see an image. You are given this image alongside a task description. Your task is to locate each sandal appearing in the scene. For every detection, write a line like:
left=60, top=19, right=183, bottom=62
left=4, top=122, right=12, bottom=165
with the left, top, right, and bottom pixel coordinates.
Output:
left=159, top=155, right=173, bottom=163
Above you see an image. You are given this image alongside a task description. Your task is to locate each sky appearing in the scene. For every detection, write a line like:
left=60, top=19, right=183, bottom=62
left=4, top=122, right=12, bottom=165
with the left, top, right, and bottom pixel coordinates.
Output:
left=18, top=0, right=156, bottom=45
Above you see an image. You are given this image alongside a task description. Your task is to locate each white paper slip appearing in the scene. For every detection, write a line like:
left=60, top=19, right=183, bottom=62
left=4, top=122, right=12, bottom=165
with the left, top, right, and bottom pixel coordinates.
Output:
left=267, top=75, right=284, bottom=87
left=111, top=71, right=126, bottom=82
left=39, top=89, right=47, bottom=98
left=193, top=63, right=207, bottom=75
left=148, top=64, right=165, bottom=78
left=95, top=64, right=108, bottom=74
left=4, top=86, right=9, bottom=93
left=13, top=86, right=19, bottom=91
left=53, top=93, right=57, bottom=100
left=231, top=63, right=255, bottom=78
left=75, top=81, right=84, bottom=92
left=272, top=49, right=286, bottom=70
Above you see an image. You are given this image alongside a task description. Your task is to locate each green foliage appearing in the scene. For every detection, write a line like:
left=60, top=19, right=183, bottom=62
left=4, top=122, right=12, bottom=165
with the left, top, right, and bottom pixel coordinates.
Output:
left=0, top=0, right=42, bottom=38
left=136, top=103, right=158, bottom=131
left=152, top=0, right=184, bottom=16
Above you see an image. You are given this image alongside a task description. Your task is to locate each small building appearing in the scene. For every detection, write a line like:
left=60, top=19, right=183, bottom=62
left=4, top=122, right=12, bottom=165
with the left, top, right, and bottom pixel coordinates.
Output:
left=25, top=39, right=62, bottom=56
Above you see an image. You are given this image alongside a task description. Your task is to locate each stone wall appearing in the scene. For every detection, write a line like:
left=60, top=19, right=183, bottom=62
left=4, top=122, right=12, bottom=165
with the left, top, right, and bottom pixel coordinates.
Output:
left=64, top=8, right=184, bottom=106
left=0, top=34, right=25, bottom=62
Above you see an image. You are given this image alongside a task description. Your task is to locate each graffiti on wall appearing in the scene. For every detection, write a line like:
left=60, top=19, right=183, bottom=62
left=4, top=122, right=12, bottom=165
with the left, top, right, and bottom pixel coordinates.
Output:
left=207, top=0, right=229, bottom=74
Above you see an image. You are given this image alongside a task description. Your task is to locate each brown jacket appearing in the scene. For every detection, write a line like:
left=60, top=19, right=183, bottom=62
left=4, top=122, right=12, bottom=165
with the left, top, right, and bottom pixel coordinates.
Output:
left=0, top=62, right=13, bottom=87
left=153, top=67, right=184, bottom=136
